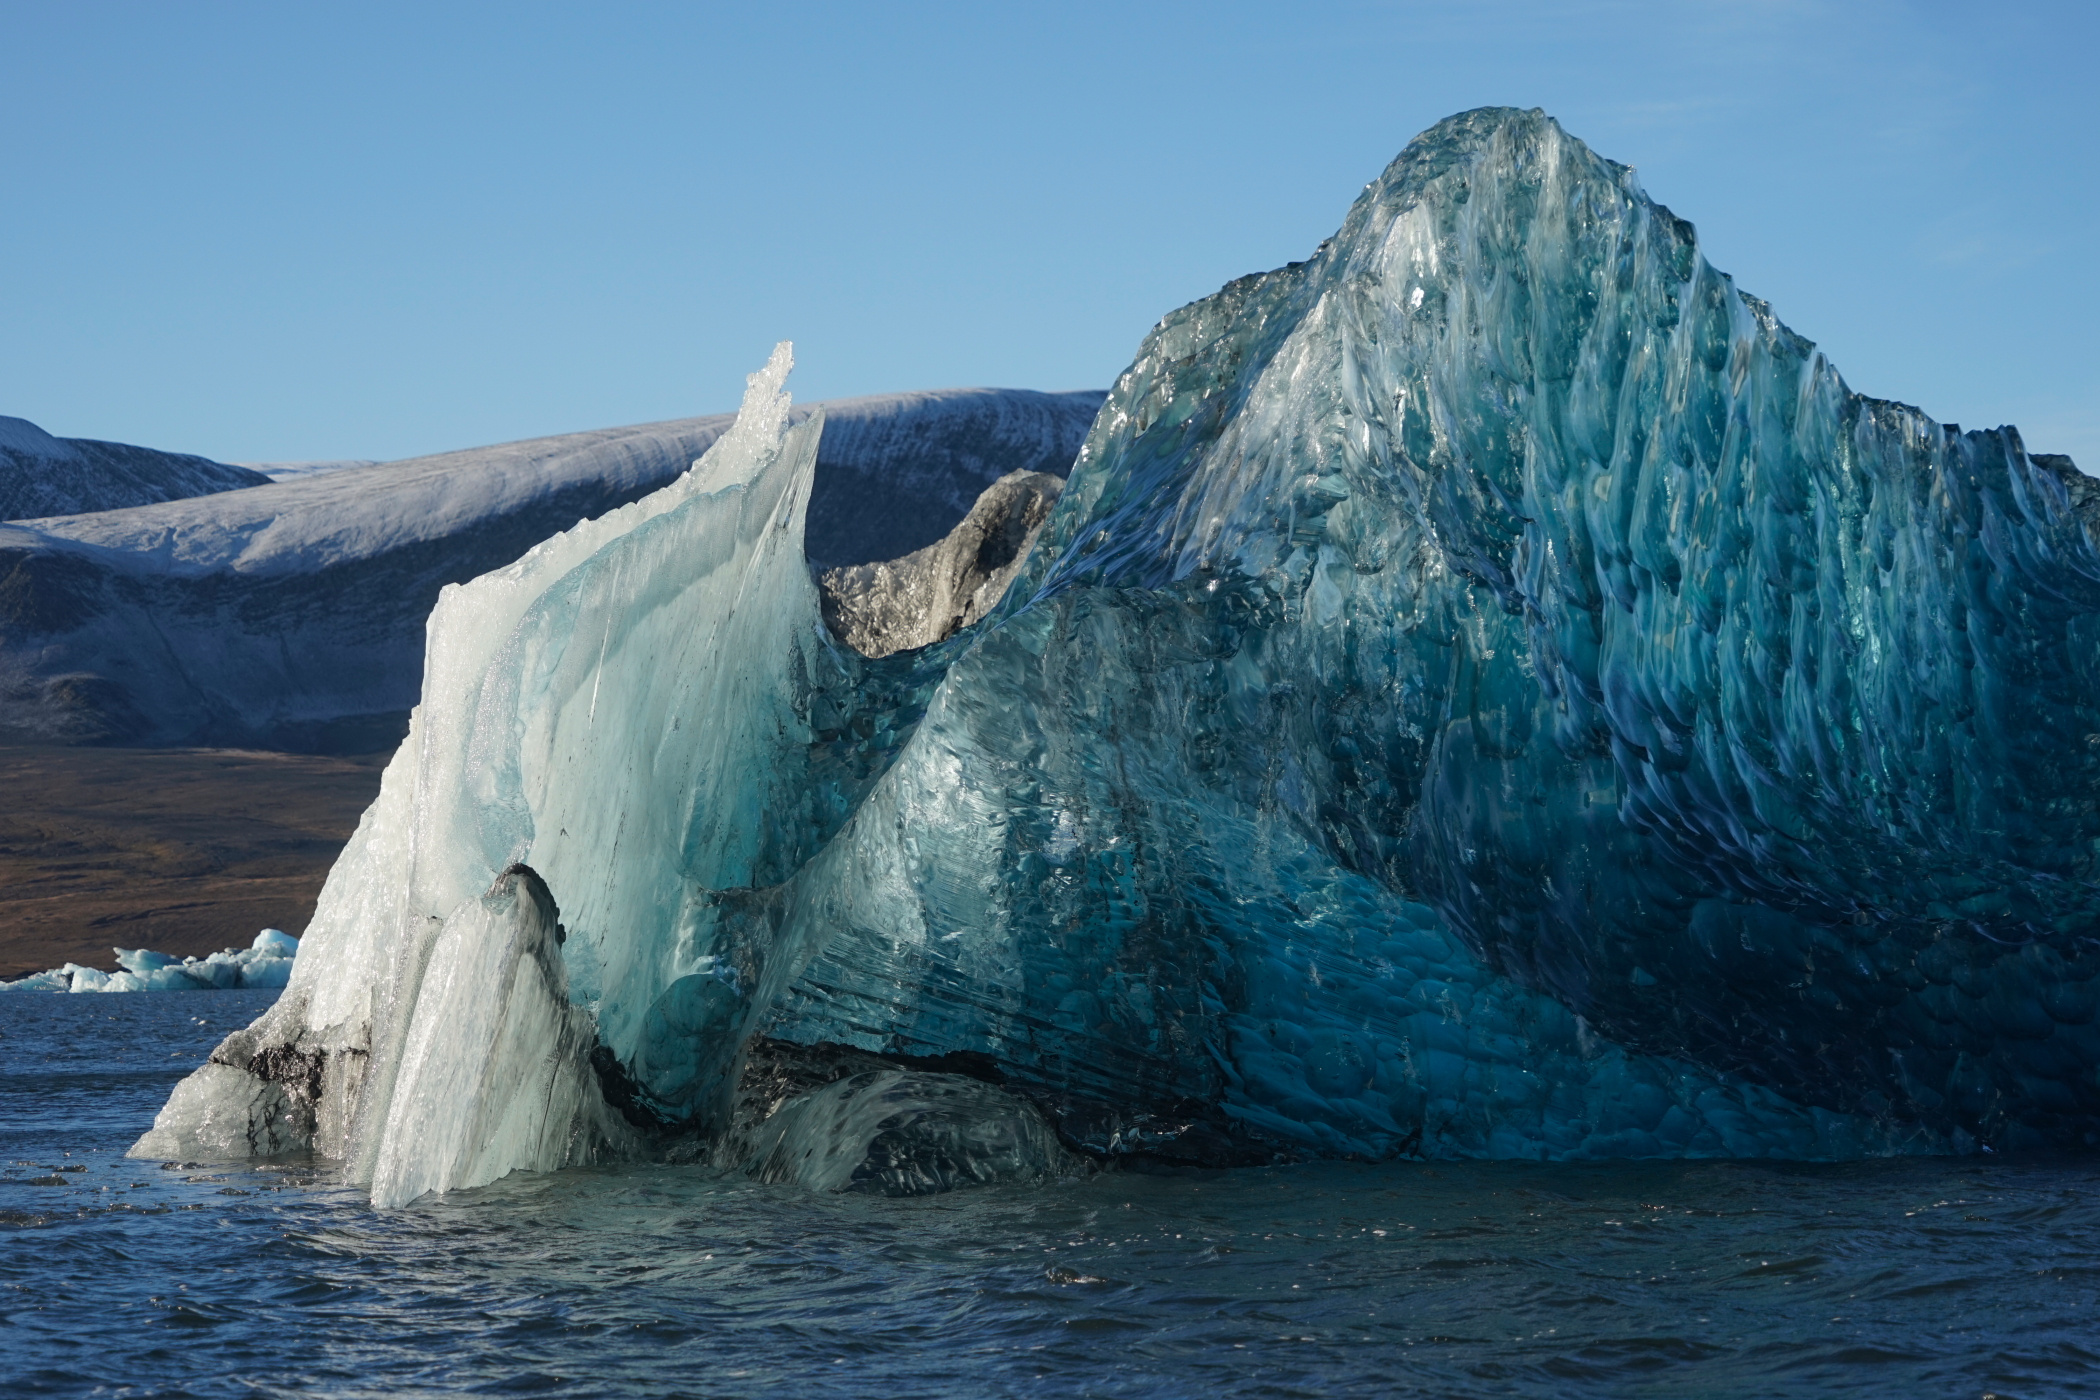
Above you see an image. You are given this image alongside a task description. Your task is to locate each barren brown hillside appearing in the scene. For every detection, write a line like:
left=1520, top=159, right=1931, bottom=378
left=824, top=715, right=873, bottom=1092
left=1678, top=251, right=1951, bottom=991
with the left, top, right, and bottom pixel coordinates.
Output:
left=0, top=745, right=385, bottom=980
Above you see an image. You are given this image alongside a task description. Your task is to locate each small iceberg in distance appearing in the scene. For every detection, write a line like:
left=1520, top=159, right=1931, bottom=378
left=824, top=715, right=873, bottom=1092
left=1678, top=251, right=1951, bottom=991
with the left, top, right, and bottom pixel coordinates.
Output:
left=2, top=928, right=300, bottom=993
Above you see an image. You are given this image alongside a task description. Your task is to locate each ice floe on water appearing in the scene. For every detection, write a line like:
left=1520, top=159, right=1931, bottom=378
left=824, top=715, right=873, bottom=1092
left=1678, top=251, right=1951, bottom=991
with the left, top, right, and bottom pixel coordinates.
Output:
left=123, top=109, right=2100, bottom=1205
left=3, top=929, right=300, bottom=993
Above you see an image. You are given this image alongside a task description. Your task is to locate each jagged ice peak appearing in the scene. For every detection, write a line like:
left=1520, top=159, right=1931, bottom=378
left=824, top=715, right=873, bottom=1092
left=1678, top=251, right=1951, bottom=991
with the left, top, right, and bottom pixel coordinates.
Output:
left=131, top=109, right=2100, bottom=1204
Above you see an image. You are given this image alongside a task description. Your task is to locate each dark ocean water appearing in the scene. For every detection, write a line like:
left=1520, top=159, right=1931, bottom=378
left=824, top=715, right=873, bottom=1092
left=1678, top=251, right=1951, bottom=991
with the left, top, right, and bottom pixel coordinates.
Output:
left=5, top=993, right=2099, bottom=1399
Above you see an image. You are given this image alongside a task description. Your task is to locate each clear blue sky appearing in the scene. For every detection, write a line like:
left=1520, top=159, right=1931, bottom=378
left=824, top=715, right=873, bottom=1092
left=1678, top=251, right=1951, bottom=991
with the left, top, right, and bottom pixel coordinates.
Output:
left=2, top=1, right=2094, bottom=468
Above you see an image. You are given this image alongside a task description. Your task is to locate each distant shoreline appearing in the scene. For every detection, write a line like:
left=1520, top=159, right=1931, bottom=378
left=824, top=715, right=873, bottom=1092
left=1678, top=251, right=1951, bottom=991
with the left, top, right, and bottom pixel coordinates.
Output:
left=0, top=744, right=384, bottom=980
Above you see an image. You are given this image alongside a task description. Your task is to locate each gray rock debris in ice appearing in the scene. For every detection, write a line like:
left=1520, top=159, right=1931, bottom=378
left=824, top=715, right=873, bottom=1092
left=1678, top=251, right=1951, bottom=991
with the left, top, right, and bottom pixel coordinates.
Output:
left=245, top=459, right=382, bottom=484
left=128, top=1058, right=318, bottom=1160
left=818, top=469, right=1062, bottom=658
left=744, top=1070, right=1078, bottom=1195
left=0, top=388, right=1103, bottom=750
left=0, top=415, right=269, bottom=522
left=801, top=391, right=1096, bottom=566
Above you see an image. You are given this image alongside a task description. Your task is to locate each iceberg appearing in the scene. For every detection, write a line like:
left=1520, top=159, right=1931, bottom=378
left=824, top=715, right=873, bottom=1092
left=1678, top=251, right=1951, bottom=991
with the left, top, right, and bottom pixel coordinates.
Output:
left=134, top=108, right=2100, bottom=1202
left=2, top=929, right=300, bottom=993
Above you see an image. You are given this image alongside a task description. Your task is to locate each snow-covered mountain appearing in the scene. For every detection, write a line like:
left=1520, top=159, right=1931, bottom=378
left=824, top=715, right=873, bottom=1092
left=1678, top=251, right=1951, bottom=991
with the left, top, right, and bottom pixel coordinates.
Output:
left=0, top=416, right=270, bottom=521
left=0, top=388, right=1104, bottom=749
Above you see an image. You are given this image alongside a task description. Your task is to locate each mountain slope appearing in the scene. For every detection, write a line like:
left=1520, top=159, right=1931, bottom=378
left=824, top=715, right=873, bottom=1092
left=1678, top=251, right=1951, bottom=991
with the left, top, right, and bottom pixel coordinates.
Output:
left=0, top=416, right=270, bottom=521
left=0, top=388, right=1104, bottom=749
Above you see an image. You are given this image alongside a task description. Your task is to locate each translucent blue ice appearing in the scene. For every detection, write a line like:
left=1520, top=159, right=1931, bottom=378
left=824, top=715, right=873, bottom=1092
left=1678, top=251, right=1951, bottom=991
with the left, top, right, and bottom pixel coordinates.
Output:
left=136, top=109, right=2100, bottom=1197
left=754, top=108, right=2100, bottom=1159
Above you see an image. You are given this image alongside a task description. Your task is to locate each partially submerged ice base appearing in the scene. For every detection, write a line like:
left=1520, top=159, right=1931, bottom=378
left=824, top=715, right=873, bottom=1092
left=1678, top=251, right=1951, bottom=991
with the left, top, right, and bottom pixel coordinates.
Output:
left=136, top=109, right=2100, bottom=1204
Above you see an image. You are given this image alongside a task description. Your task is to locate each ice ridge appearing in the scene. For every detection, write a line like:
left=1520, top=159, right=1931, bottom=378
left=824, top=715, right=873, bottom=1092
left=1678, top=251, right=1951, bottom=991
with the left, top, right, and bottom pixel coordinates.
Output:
left=133, top=109, right=2100, bottom=1203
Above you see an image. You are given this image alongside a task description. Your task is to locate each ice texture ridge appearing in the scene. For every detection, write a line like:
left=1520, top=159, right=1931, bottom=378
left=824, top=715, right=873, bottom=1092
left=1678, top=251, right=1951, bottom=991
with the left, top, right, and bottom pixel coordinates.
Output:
left=136, top=109, right=2100, bottom=1201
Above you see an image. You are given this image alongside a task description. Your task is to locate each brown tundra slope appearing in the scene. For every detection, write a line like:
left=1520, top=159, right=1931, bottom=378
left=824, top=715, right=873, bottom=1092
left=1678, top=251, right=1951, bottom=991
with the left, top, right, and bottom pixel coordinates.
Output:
left=0, top=745, right=384, bottom=979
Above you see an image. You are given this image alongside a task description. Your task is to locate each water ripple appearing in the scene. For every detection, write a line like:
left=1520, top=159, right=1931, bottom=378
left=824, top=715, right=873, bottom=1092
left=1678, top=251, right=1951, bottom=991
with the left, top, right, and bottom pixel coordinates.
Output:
left=6, top=994, right=2100, bottom=1397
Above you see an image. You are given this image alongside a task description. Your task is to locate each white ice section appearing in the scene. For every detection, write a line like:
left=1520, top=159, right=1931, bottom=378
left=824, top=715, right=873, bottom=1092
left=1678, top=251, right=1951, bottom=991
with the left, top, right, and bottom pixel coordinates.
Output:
left=134, top=344, right=837, bottom=1204
left=0, top=929, right=301, bottom=992
left=367, top=867, right=617, bottom=1208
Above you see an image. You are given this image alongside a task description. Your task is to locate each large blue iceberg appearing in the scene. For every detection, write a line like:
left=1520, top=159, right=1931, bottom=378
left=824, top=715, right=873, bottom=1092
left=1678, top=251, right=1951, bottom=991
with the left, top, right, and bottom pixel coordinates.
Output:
left=134, top=109, right=2100, bottom=1202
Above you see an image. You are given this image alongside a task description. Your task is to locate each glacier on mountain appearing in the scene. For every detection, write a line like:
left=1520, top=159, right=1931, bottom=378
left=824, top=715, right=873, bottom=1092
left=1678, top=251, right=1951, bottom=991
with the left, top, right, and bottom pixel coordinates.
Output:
left=0, top=389, right=1101, bottom=749
left=134, top=108, right=2100, bottom=1203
